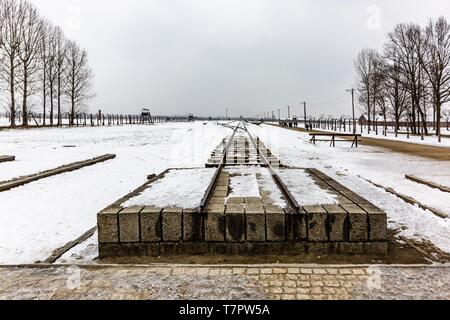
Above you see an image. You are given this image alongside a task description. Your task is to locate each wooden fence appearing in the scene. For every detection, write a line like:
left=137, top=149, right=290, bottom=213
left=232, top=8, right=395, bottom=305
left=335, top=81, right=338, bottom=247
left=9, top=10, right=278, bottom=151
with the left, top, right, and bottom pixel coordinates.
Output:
left=1, top=112, right=193, bottom=128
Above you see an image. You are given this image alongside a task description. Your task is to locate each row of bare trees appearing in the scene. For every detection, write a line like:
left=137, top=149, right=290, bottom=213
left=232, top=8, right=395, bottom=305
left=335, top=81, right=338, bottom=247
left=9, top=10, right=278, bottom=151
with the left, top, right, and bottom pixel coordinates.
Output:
left=0, top=0, right=94, bottom=128
left=354, top=17, right=450, bottom=142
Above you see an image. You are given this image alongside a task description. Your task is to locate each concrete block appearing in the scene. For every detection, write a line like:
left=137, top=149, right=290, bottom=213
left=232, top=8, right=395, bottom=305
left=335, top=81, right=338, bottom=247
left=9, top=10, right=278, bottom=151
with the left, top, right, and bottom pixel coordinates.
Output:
left=246, top=204, right=266, bottom=242
left=324, top=205, right=348, bottom=242
left=208, top=243, right=227, bottom=254
left=226, top=204, right=245, bottom=242
left=140, top=207, right=162, bottom=242
left=265, top=205, right=286, bottom=242
left=160, top=243, right=184, bottom=255
left=369, top=212, right=387, bottom=241
left=341, top=204, right=368, bottom=242
left=97, top=207, right=121, bottom=244
left=205, top=207, right=226, bottom=242
left=216, top=179, right=229, bottom=187
left=119, top=206, right=143, bottom=243
left=183, top=209, right=204, bottom=242
left=262, top=197, right=274, bottom=205
left=335, top=195, right=354, bottom=204
left=245, top=197, right=263, bottom=205
left=206, top=204, right=225, bottom=213
left=364, top=242, right=388, bottom=255
left=341, top=204, right=366, bottom=214
left=286, top=209, right=308, bottom=241
left=162, top=208, right=183, bottom=242
left=306, top=242, right=331, bottom=255
left=210, top=197, right=225, bottom=205
left=213, top=189, right=228, bottom=198
left=304, top=206, right=328, bottom=242
left=341, top=192, right=370, bottom=204
left=177, top=243, right=209, bottom=255
left=227, top=197, right=245, bottom=205
left=347, top=213, right=369, bottom=242
left=266, top=243, right=289, bottom=255
left=330, top=242, right=365, bottom=255
left=247, top=243, right=270, bottom=255
left=215, top=185, right=228, bottom=192
left=359, top=204, right=383, bottom=214
left=98, top=244, right=137, bottom=258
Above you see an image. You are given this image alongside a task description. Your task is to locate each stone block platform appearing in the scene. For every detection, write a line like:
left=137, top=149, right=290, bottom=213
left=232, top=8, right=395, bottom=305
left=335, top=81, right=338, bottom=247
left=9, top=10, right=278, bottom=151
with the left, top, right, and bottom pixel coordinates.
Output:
left=97, top=167, right=388, bottom=258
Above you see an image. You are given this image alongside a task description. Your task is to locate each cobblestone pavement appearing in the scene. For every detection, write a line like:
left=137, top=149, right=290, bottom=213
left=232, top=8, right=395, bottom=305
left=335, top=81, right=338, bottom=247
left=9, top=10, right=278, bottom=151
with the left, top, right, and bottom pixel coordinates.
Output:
left=1, top=264, right=450, bottom=300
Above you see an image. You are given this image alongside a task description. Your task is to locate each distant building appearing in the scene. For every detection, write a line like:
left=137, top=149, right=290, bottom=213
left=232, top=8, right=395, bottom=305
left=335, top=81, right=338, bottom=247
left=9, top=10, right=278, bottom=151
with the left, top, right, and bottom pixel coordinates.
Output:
left=359, top=115, right=367, bottom=125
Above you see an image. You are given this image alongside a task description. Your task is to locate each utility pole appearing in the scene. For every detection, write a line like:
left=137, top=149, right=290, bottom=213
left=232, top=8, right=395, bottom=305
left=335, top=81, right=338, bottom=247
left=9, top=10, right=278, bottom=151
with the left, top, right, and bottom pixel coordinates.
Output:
left=301, top=102, right=307, bottom=128
left=287, top=106, right=291, bottom=120
left=346, top=89, right=356, bottom=134
left=278, top=109, right=281, bottom=121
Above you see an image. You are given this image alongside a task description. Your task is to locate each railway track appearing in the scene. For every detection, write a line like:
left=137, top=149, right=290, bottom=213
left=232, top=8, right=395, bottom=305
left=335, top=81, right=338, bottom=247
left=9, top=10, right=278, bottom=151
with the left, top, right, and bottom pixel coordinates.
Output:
left=201, top=121, right=299, bottom=214
left=97, top=121, right=389, bottom=258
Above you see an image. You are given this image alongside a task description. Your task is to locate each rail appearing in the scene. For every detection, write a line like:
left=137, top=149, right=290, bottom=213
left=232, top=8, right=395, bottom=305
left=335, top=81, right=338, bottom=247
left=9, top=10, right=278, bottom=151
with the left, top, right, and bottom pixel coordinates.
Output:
left=199, top=122, right=241, bottom=213
left=243, top=122, right=301, bottom=214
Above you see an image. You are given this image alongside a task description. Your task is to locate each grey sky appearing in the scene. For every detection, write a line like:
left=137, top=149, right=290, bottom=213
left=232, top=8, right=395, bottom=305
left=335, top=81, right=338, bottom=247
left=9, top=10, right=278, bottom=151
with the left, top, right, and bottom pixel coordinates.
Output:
left=31, top=0, right=450, bottom=118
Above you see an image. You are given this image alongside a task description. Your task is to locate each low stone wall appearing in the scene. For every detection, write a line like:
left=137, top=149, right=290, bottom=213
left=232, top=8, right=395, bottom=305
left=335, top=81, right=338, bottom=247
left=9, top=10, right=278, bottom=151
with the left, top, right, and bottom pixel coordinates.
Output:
left=98, top=202, right=387, bottom=258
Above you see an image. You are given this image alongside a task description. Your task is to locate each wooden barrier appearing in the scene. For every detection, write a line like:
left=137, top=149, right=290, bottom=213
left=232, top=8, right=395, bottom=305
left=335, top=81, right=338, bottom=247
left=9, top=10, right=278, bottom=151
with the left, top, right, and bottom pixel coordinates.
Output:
left=0, top=154, right=116, bottom=192
left=0, top=156, right=15, bottom=163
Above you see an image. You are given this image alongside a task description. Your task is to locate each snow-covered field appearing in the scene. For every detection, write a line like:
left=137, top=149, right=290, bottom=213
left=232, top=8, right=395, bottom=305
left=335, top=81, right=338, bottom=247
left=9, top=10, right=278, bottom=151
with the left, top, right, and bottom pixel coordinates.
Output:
left=0, top=123, right=231, bottom=264
left=248, top=124, right=450, bottom=254
left=2, top=120, right=450, bottom=264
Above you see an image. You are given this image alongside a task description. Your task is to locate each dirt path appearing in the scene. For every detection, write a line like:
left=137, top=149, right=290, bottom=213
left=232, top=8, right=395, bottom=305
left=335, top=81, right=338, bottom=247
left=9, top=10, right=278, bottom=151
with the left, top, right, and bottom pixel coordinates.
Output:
left=270, top=124, right=450, bottom=161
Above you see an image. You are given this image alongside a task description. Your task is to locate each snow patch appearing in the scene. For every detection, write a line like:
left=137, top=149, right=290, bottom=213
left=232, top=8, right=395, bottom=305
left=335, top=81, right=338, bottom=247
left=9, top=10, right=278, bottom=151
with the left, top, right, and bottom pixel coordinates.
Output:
left=123, top=168, right=216, bottom=209
left=278, top=169, right=338, bottom=206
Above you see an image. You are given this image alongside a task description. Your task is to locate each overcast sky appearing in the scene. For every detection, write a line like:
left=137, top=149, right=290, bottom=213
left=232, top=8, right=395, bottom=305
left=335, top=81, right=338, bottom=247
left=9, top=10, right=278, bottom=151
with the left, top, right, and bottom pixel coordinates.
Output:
left=30, top=0, right=450, bottom=118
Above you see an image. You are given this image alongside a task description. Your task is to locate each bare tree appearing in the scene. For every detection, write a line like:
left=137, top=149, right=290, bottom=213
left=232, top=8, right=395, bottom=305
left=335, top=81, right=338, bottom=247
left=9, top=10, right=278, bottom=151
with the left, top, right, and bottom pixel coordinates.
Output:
left=443, top=107, right=450, bottom=131
left=419, top=17, right=450, bottom=142
left=54, top=27, right=66, bottom=126
left=383, top=61, right=408, bottom=136
left=17, top=2, right=42, bottom=126
left=64, top=40, right=94, bottom=125
left=370, top=53, right=385, bottom=130
left=0, top=0, right=26, bottom=127
left=45, top=26, right=58, bottom=125
left=37, top=19, right=51, bottom=125
left=385, top=23, right=429, bottom=134
left=354, top=48, right=378, bottom=132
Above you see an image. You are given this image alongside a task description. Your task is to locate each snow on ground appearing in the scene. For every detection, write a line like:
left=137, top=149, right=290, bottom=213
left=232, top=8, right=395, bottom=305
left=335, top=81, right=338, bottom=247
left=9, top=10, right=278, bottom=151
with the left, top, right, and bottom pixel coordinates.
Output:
left=123, top=168, right=215, bottom=209
left=225, top=167, right=288, bottom=207
left=248, top=123, right=450, bottom=254
left=226, top=170, right=261, bottom=199
left=57, top=232, right=99, bottom=265
left=0, top=122, right=231, bottom=264
left=277, top=169, right=338, bottom=206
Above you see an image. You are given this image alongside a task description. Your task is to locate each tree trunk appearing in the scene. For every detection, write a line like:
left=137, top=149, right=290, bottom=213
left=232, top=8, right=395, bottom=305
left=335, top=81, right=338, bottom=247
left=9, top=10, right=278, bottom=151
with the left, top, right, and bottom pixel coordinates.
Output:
left=49, top=85, right=54, bottom=126
left=42, top=73, right=46, bottom=126
left=436, top=102, right=442, bottom=143
left=22, top=71, right=28, bottom=127
left=9, top=57, right=16, bottom=128
left=71, top=97, right=75, bottom=126
left=57, top=77, right=61, bottom=127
